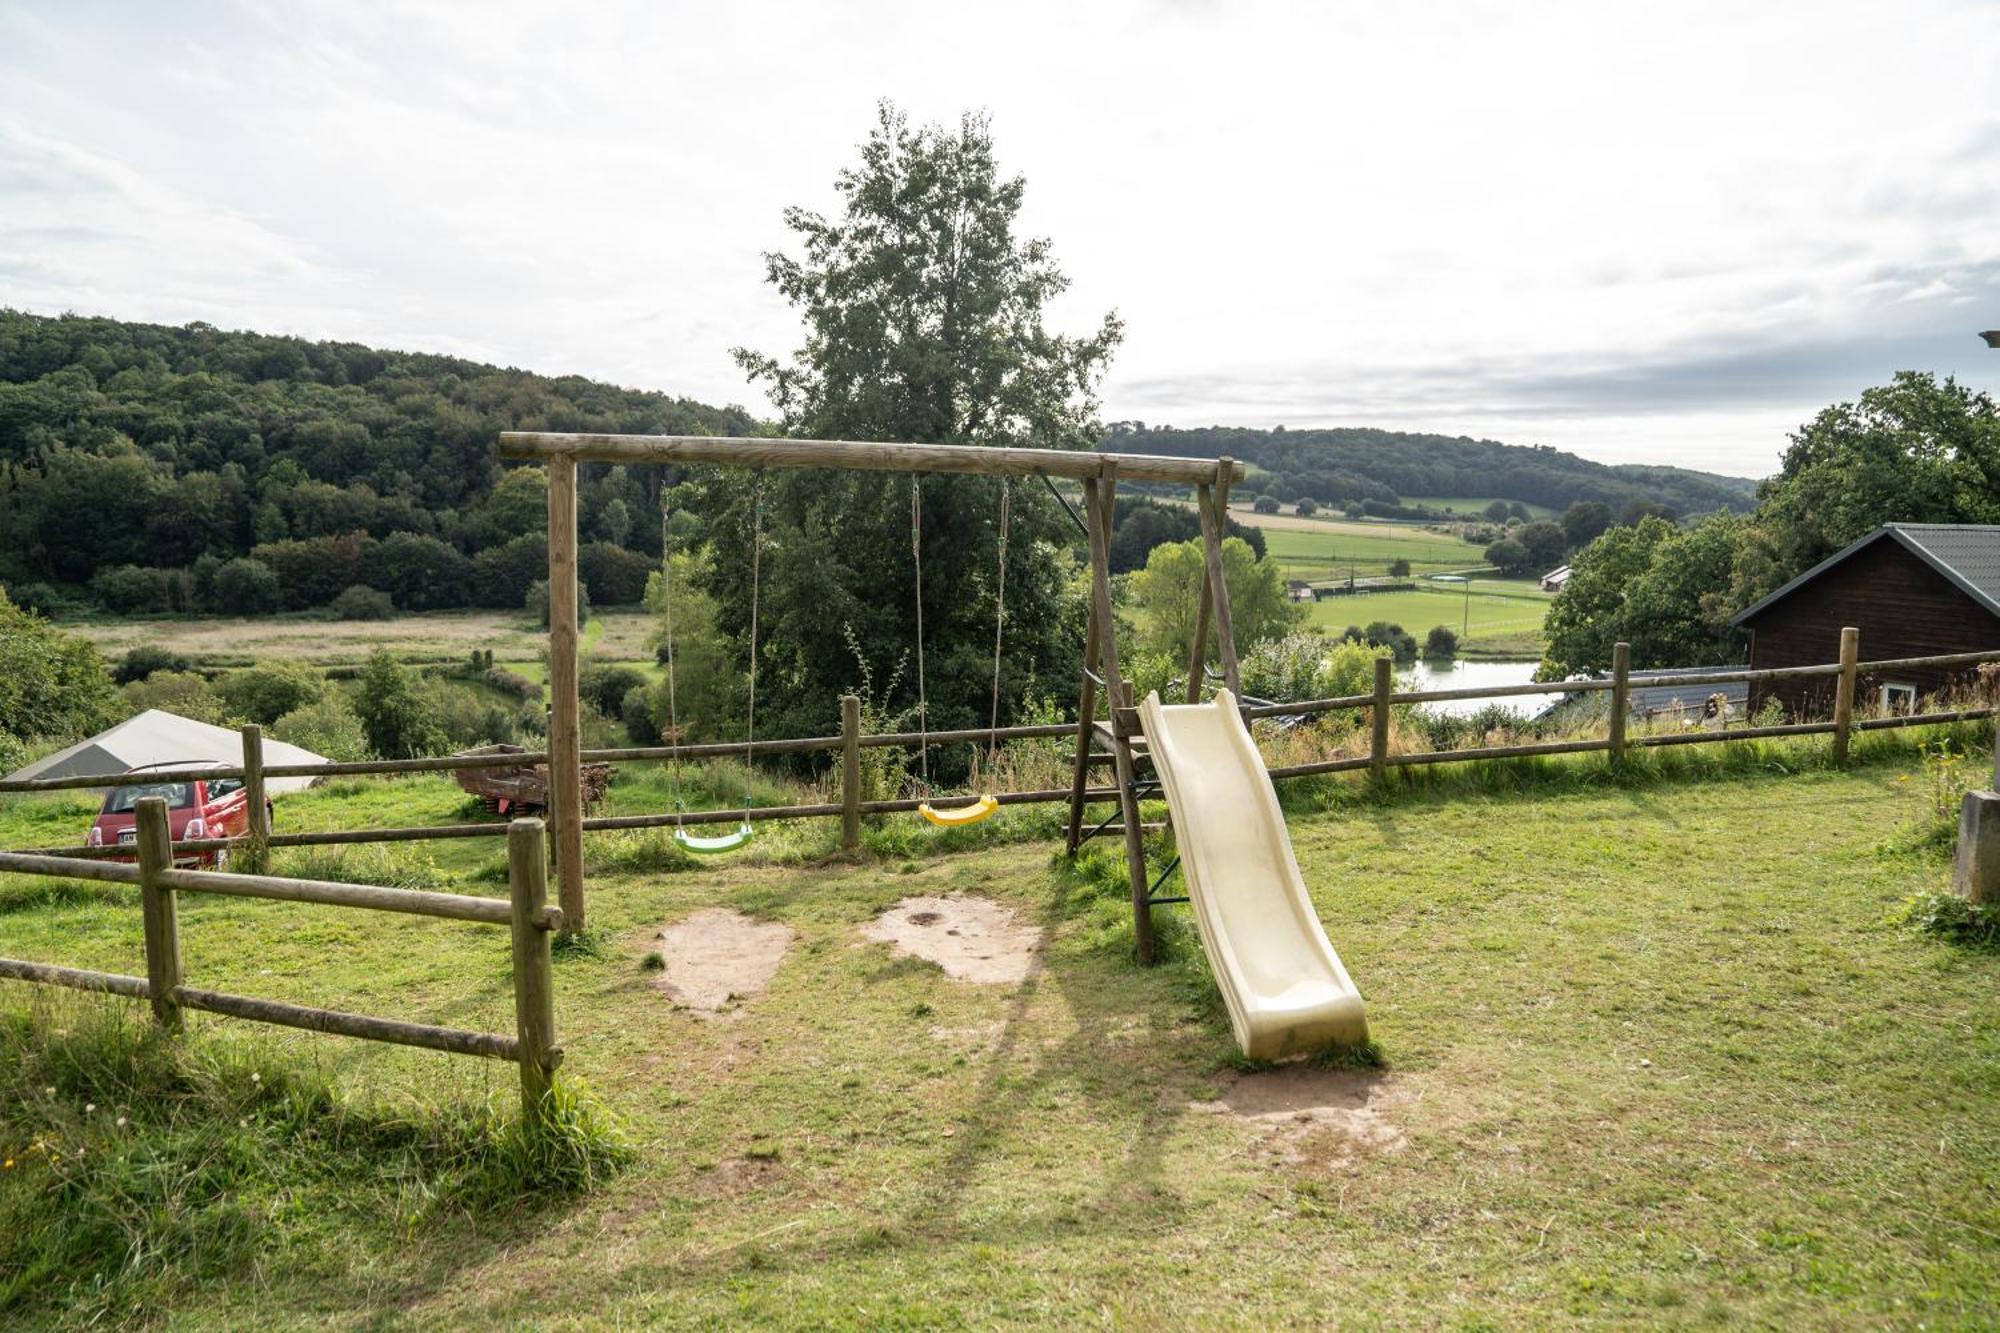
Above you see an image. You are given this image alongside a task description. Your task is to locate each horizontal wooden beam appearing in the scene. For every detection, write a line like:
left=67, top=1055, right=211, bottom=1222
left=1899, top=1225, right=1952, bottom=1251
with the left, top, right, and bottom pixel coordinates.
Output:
left=173, top=985, right=525, bottom=1061
left=156, top=865, right=559, bottom=929
left=0, top=957, right=150, bottom=998
left=498, top=431, right=1245, bottom=486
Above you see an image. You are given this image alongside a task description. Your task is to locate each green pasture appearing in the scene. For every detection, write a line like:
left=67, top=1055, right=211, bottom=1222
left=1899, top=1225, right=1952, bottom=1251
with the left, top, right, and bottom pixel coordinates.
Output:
left=1258, top=523, right=1482, bottom=581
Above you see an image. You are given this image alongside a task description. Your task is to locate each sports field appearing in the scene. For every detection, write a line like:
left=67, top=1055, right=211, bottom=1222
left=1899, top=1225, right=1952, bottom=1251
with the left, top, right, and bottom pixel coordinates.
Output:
left=1307, top=577, right=1552, bottom=657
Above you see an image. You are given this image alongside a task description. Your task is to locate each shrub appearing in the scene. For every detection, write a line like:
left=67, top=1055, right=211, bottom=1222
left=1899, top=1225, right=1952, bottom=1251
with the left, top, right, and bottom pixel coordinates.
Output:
left=578, top=543, right=655, bottom=606
left=1350, top=620, right=1419, bottom=663
left=1253, top=495, right=1280, bottom=515
left=1484, top=537, right=1532, bottom=576
left=124, top=670, right=229, bottom=724
left=2, top=581, right=67, bottom=617
left=326, top=584, right=394, bottom=620
left=218, top=661, right=326, bottom=726
left=353, top=650, right=448, bottom=758
left=1243, top=633, right=1378, bottom=703
left=484, top=667, right=540, bottom=699
left=270, top=695, right=370, bottom=761
left=0, top=589, right=118, bottom=746
left=117, top=644, right=190, bottom=685
left=1424, top=624, right=1459, bottom=659
left=422, top=679, right=521, bottom=748
left=366, top=532, right=472, bottom=610
left=91, top=564, right=178, bottom=614
left=1295, top=497, right=1318, bottom=516
left=249, top=534, right=375, bottom=610
left=580, top=663, right=649, bottom=717
left=1389, top=558, right=1412, bottom=578
left=526, top=578, right=590, bottom=629
left=210, top=558, right=283, bottom=614
left=622, top=685, right=660, bottom=744
left=471, top=534, right=548, bottom=609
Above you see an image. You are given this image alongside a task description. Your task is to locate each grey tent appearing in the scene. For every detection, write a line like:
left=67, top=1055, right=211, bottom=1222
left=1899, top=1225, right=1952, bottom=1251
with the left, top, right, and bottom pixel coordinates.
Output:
left=4, top=709, right=328, bottom=795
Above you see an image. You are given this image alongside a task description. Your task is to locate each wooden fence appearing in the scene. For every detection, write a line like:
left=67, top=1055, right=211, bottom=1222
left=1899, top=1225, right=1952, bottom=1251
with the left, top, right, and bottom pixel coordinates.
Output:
left=0, top=798, right=562, bottom=1115
left=4, top=632, right=1998, bottom=864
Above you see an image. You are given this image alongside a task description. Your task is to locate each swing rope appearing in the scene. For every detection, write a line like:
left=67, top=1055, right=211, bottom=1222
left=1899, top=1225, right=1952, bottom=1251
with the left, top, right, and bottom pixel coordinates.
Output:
left=742, top=473, right=764, bottom=822
left=912, top=473, right=929, bottom=791
left=985, top=480, right=1010, bottom=773
left=659, top=489, right=686, bottom=826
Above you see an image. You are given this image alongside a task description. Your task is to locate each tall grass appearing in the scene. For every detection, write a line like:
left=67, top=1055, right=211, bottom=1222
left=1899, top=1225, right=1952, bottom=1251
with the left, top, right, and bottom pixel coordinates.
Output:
left=0, top=998, right=627, bottom=1327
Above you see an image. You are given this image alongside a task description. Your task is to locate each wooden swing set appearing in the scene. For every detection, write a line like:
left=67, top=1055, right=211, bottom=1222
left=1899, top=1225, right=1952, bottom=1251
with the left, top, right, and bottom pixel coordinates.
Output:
left=501, top=430, right=1246, bottom=960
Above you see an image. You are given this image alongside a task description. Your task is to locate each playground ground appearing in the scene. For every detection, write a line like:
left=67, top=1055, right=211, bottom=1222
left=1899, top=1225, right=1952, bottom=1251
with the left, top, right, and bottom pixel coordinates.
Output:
left=1, top=745, right=1996, bottom=1327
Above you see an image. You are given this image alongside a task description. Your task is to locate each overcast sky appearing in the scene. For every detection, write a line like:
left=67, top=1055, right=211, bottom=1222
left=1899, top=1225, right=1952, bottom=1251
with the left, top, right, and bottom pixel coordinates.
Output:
left=4, top=1, right=1998, bottom=478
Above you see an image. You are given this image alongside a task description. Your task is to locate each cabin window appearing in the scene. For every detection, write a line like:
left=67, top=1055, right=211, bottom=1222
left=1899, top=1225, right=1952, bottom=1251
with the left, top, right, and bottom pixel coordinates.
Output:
left=1880, top=682, right=1917, bottom=715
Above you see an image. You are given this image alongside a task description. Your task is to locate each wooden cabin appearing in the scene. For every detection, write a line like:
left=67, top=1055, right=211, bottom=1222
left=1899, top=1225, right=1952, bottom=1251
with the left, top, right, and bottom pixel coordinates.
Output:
left=1730, top=524, right=2000, bottom=717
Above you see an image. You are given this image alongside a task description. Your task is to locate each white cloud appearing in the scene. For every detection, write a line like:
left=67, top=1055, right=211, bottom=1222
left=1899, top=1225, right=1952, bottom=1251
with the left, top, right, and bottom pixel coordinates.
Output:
left=2, top=0, right=1997, bottom=475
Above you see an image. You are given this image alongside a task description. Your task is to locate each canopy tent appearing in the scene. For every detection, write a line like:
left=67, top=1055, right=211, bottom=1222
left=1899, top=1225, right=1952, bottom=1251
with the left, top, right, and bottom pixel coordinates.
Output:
left=4, top=710, right=328, bottom=795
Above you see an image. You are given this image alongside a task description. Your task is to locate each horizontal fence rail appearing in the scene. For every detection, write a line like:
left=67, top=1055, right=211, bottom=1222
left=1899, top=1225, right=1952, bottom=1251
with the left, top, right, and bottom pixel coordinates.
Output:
left=0, top=804, right=562, bottom=1116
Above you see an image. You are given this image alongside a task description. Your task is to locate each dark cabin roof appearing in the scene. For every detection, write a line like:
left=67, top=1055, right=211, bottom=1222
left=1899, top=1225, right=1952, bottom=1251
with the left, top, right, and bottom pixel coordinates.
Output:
left=1729, top=524, right=2000, bottom=626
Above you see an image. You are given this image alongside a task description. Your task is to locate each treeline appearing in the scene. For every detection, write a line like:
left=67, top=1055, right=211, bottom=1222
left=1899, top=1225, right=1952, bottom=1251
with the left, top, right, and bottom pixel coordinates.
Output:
left=0, top=310, right=756, bottom=614
left=1539, top=373, right=2000, bottom=680
left=1103, top=423, right=1757, bottom=517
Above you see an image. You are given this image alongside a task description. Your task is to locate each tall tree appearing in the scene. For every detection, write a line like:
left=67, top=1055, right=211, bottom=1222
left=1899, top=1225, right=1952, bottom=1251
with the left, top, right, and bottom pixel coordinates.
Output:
left=717, top=104, right=1122, bottom=753
left=1757, top=372, right=2000, bottom=571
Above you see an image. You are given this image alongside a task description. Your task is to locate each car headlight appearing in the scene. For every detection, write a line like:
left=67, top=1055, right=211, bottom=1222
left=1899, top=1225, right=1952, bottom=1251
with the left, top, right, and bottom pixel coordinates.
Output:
left=183, top=818, right=207, bottom=839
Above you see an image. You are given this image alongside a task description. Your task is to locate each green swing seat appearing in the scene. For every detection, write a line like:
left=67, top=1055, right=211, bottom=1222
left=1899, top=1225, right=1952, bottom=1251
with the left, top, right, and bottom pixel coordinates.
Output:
left=673, top=821, right=755, bottom=855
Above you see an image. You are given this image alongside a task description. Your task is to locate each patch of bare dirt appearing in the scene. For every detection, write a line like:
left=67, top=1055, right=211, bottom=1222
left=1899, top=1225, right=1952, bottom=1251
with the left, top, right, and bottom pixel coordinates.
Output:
left=864, top=894, right=1043, bottom=984
left=1192, top=1067, right=1408, bottom=1167
left=646, top=908, right=794, bottom=1017
left=688, top=1153, right=785, bottom=1198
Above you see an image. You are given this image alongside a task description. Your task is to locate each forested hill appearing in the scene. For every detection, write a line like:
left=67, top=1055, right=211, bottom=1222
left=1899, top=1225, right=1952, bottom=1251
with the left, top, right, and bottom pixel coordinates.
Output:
left=1102, top=423, right=1759, bottom=517
left=0, top=309, right=756, bottom=613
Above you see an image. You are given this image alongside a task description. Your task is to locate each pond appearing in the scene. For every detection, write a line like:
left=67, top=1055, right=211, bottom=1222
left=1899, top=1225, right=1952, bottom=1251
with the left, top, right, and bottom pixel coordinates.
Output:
left=1398, top=658, right=1567, bottom=719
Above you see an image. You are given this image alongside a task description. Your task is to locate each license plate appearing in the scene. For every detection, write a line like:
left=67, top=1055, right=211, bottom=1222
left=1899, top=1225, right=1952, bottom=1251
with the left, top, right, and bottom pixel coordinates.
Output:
left=118, top=830, right=137, bottom=845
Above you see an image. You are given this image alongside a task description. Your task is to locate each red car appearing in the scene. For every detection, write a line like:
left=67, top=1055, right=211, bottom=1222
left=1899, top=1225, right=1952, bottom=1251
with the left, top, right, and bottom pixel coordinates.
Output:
left=85, top=761, right=267, bottom=867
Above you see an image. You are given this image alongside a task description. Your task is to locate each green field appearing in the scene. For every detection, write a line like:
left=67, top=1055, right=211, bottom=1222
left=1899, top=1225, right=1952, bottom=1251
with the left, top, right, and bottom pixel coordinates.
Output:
left=1258, top=523, right=1483, bottom=581
left=1309, top=578, right=1553, bottom=657
left=1, top=742, right=1996, bottom=1325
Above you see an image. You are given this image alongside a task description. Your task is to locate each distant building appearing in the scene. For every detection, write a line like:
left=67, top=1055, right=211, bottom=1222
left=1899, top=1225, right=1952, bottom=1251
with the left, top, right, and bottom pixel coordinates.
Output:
left=1539, top=564, right=1571, bottom=592
left=1286, top=580, right=1319, bottom=602
left=1730, top=523, right=2000, bottom=717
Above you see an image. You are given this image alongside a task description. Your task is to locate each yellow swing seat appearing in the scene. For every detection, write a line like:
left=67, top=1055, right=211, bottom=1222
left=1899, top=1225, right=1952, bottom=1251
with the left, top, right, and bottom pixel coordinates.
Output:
left=919, top=793, right=1000, bottom=827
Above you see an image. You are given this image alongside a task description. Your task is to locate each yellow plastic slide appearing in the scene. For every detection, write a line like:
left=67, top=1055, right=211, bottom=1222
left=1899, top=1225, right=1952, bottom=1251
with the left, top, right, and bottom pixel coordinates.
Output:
left=1139, top=689, right=1369, bottom=1058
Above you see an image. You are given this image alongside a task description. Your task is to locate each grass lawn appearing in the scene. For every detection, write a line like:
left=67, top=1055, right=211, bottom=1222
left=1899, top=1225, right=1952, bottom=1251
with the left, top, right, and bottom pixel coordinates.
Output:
left=1, top=744, right=1997, bottom=1325
left=1310, top=578, right=1553, bottom=657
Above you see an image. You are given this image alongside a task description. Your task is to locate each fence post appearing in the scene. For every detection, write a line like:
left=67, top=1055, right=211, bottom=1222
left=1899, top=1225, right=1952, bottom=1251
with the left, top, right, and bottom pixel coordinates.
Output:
left=241, top=723, right=269, bottom=872
left=1370, top=656, right=1392, bottom=785
left=508, top=818, right=559, bottom=1120
left=1608, top=642, right=1630, bottom=764
left=134, top=796, right=182, bottom=1032
left=840, top=694, right=861, bottom=854
left=1832, top=626, right=1860, bottom=766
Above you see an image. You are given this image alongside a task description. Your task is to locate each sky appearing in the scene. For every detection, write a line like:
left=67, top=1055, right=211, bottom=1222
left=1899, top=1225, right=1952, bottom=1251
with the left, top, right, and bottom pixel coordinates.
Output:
left=2, top=1, right=1998, bottom=479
